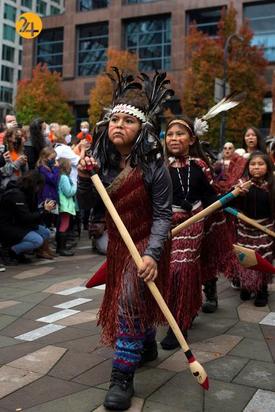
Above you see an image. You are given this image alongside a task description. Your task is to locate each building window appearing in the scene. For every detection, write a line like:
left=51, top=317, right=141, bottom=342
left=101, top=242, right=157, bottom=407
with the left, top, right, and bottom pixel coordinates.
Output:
left=21, top=0, right=32, bottom=8
left=50, top=6, right=60, bottom=15
left=3, top=24, right=15, bottom=42
left=77, top=23, right=108, bottom=76
left=126, top=0, right=156, bottom=3
left=52, top=0, right=61, bottom=3
left=36, top=1, right=47, bottom=15
left=4, top=4, right=17, bottom=21
left=36, top=28, right=63, bottom=74
left=1, top=66, right=14, bottom=83
left=244, top=1, right=275, bottom=62
left=77, top=0, right=108, bottom=11
left=19, top=50, right=23, bottom=65
left=125, top=16, right=171, bottom=71
left=2, top=45, right=15, bottom=62
left=0, top=86, right=13, bottom=104
left=186, top=7, right=223, bottom=37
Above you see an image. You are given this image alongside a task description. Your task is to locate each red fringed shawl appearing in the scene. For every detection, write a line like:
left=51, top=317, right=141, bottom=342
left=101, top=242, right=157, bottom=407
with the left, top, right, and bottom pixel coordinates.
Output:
left=98, top=166, right=170, bottom=345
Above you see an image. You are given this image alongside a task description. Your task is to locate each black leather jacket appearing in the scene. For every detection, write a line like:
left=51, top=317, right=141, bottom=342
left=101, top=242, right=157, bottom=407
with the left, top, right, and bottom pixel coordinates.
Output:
left=77, top=160, right=172, bottom=261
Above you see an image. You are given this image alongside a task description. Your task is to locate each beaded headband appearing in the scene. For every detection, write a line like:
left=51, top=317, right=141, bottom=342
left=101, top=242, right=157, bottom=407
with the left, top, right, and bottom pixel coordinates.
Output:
left=111, top=104, right=146, bottom=123
left=167, top=119, right=194, bottom=136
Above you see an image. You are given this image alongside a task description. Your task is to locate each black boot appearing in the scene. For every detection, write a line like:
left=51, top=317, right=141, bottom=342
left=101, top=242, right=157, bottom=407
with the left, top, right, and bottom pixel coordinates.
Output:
left=160, top=327, right=183, bottom=350
left=139, top=340, right=158, bottom=366
left=240, top=288, right=252, bottom=301
left=202, top=278, right=218, bottom=313
left=104, top=368, right=134, bottom=411
left=1, top=247, right=18, bottom=266
left=254, top=284, right=268, bottom=307
left=56, top=233, right=74, bottom=257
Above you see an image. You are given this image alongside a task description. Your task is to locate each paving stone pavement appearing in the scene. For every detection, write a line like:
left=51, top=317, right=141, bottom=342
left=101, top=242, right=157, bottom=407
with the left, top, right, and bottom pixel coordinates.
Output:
left=0, top=236, right=274, bottom=412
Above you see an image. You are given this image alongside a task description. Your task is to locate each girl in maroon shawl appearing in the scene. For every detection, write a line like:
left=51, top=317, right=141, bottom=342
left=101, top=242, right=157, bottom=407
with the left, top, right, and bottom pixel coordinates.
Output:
left=161, top=117, right=238, bottom=350
left=229, top=152, right=275, bottom=306
left=79, top=69, right=173, bottom=411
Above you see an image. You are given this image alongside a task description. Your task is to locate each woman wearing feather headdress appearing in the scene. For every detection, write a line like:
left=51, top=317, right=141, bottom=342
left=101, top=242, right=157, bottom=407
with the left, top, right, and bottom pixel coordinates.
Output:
left=78, top=68, right=173, bottom=411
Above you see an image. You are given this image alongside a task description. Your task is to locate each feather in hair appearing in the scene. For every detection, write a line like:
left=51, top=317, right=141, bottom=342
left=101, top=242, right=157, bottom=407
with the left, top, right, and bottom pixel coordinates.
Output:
left=202, top=91, right=246, bottom=121
left=193, top=91, right=246, bottom=137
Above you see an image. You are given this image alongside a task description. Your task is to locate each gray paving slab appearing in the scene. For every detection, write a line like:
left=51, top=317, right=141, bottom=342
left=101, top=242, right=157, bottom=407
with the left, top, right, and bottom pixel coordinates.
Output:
left=73, top=358, right=113, bottom=386
left=204, top=379, right=256, bottom=412
left=229, top=337, right=273, bottom=362
left=188, top=318, right=238, bottom=343
left=233, top=360, right=275, bottom=390
left=0, top=301, right=39, bottom=317
left=0, top=315, right=17, bottom=331
left=225, top=321, right=264, bottom=340
left=0, top=375, right=89, bottom=411
left=0, top=341, right=44, bottom=364
left=243, top=389, right=275, bottom=412
left=0, top=335, right=19, bottom=348
left=203, top=355, right=249, bottom=383
left=135, top=367, right=175, bottom=398
left=61, top=333, right=101, bottom=353
left=48, top=350, right=110, bottom=380
left=148, top=370, right=203, bottom=411
left=143, top=401, right=184, bottom=412
left=23, top=387, right=106, bottom=412
left=17, top=292, right=50, bottom=304
left=0, top=318, right=46, bottom=337
left=0, top=287, right=36, bottom=300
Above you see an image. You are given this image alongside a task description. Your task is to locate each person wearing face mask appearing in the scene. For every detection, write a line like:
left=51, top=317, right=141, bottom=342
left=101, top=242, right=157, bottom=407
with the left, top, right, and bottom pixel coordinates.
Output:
left=76, top=121, right=93, bottom=143
left=60, top=124, right=73, bottom=146
left=0, top=128, right=28, bottom=188
left=35, top=147, right=60, bottom=258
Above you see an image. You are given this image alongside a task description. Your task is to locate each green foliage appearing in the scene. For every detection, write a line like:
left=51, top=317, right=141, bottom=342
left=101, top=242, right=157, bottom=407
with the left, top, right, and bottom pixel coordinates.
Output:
left=182, top=3, right=268, bottom=148
left=16, top=64, right=74, bottom=126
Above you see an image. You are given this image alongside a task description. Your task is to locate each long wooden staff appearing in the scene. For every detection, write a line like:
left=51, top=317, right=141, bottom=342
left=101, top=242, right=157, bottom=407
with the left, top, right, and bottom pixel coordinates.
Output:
left=172, top=181, right=252, bottom=237
left=90, top=171, right=209, bottom=390
left=225, top=207, right=275, bottom=238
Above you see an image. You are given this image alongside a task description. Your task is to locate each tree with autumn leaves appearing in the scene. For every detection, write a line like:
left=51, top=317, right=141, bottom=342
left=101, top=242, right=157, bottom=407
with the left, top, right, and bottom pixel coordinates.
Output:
left=88, top=49, right=138, bottom=126
left=182, top=4, right=268, bottom=148
left=16, top=64, right=74, bottom=126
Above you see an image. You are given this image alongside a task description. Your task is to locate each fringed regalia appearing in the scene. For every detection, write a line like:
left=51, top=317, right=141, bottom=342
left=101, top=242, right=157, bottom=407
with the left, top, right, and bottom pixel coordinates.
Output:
left=225, top=180, right=274, bottom=292
left=200, top=210, right=240, bottom=283
left=236, top=218, right=274, bottom=292
left=165, top=157, right=238, bottom=330
left=98, top=166, right=170, bottom=345
left=167, top=203, right=204, bottom=330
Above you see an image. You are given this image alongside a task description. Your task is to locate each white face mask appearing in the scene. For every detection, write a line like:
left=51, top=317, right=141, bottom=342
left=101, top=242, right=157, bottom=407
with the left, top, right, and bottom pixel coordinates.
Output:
left=65, top=134, right=72, bottom=144
left=81, top=128, right=89, bottom=134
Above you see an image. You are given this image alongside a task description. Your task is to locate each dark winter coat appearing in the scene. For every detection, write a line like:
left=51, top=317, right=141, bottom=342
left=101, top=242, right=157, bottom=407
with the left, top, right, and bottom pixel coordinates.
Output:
left=0, top=181, right=43, bottom=246
left=38, top=165, right=59, bottom=204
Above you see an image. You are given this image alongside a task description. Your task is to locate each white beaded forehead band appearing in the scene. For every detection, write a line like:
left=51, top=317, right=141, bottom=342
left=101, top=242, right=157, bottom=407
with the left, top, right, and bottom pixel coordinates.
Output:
left=111, top=104, right=146, bottom=123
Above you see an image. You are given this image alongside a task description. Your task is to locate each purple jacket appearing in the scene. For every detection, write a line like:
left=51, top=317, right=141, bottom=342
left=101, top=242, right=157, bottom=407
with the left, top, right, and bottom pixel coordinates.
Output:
left=38, top=165, right=59, bottom=204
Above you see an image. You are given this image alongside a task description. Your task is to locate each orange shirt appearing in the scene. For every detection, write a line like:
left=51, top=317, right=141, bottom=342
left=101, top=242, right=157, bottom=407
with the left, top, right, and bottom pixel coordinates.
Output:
left=76, top=131, right=93, bottom=143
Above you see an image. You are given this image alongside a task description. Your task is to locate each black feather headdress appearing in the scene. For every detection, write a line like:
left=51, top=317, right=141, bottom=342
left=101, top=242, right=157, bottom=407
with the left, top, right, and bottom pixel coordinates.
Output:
left=93, top=67, right=174, bottom=170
